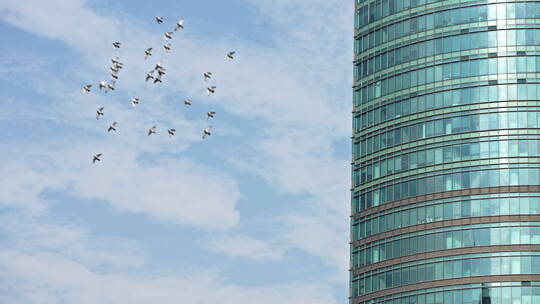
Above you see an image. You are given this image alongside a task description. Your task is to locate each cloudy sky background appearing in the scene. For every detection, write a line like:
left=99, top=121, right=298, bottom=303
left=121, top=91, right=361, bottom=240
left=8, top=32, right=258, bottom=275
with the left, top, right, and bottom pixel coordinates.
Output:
left=0, top=0, right=353, bottom=303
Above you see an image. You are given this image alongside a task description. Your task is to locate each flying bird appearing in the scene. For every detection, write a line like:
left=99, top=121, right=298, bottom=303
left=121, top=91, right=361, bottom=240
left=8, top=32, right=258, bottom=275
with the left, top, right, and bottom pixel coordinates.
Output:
left=184, top=98, right=192, bottom=107
left=163, top=31, right=173, bottom=40
left=108, top=122, right=117, bottom=132
left=207, top=86, right=216, bottom=96
left=96, top=107, right=104, bottom=119
left=154, top=76, right=162, bottom=83
left=206, top=111, right=216, bottom=120
left=131, top=98, right=140, bottom=106
left=154, top=62, right=165, bottom=71
left=163, top=43, right=172, bottom=52
left=202, top=126, right=213, bottom=139
left=157, top=68, right=166, bottom=77
left=110, top=66, right=119, bottom=74
left=144, top=47, right=153, bottom=59
left=106, top=81, right=116, bottom=91
left=148, top=125, right=157, bottom=136
left=93, top=153, right=102, bottom=164
left=111, top=72, right=118, bottom=80
left=227, top=51, right=236, bottom=61
left=155, top=16, right=164, bottom=24
left=111, top=59, right=123, bottom=71
left=167, top=128, right=176, bottom=137
left=112, top=42, right=121, bottom=49
left=145, top=71, right=155, bottom=82
left=98, top=81, right=107, bottom=90
left=203, top=72, right=212, bottom=81
left=83, top=84, right=92, bottom=94
left=174, top=19, right=184, bottom=31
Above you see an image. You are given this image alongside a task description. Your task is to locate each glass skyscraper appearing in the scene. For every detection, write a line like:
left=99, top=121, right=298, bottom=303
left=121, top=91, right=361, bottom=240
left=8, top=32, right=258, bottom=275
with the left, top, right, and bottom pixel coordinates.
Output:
left=351, top=1, right=540, bottom=303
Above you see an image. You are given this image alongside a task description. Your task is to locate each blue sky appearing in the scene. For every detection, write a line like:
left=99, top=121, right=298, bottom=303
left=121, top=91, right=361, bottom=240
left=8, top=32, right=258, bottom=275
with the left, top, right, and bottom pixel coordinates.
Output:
left=0, top=0, right=353, bottom=303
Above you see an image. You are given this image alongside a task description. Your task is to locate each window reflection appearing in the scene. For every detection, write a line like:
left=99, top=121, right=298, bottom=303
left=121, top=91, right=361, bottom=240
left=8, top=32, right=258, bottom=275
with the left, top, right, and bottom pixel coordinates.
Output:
left=352, top=253, right=540, bottom=297
left=353, top=139, right=540, bottom=187
left=352, top=222, right=540, bottom=269
left=355, top=2, right=540, bottom=53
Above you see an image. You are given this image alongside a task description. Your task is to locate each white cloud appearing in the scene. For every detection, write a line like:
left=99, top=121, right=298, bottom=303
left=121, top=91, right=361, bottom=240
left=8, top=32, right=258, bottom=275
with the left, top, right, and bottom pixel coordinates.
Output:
left=222, top=121, right=351, bottom=271
left=0, top=213, right=335, bottom=304
left=213, top=0, right=354, bottom=273
left=0, top=249, right=336, bottom=304
left=0, top=0, right=351, bottom=130
left=0, top=0, right=120, bottom=51
left=205, top=234, right=283, bottom=262
left=0, top=213, right=146, bottom=271
left=281, top=213, right=349, bottom=273
left=0, top=142, right=241, bottom=230
left=0, top=0, right=354, bottom=298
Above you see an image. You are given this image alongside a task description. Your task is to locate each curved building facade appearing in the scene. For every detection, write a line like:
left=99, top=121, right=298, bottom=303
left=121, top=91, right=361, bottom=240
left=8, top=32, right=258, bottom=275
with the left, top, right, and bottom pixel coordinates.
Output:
left=351, top=1, right=540, bottom=303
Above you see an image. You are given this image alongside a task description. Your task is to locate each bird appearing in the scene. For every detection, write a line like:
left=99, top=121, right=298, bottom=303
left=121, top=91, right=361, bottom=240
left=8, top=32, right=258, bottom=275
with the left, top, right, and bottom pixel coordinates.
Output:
left=202, top=126, right=213, bottom=139
left=206, top=111, right=216, bottom=120
left=110, top=66, right=119, bottom=74
left=155, top=16, right=164, bottom=24
left=112, top=42, right=121, bottom=49
left=163, top=44, right=172, bottom=52
left=98, top=81, right=107, bottom=90
left=163, top=32, right=173, bottom=40
left=184, top=98, right=192, bottom=107
left=207, top=86, right=216, bottom=96
left=83, top=84, right=92, bottom=94
left=154, top=76, right=162, bottom=83
left=144, top=47, right=152, bottom=59
left=96, top=107, right=104, bottom=119
left=167, top=128, right=176, bottom=137
left=157, top=68, right=166, bottom=77
left=203, top=72, right=212, bottom=81
left=227, top=51, right=236, bottom=61
left=154, top=62, right=165, bottom=71
left=111, top=57, right=122, bottom=65
left=145, top=71, right=155, bottom=82
left=174, top=19, right=184, bottom=31
left=92, top=153, right=102, bottom=164
left=131, top=97, right=140, bottom=106
left=106, top=81, right=116, bottom=91
left=111, top=72, right=118, bottom=80
left=108, top=122, right=117, bottom=132
left=148, top=125, right=157, bottom=136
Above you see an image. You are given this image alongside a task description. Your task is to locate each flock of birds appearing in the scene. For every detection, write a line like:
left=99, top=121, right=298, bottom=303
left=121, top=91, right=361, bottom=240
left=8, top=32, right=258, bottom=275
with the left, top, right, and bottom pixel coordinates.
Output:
left=84, top=17, right=237, bottom=164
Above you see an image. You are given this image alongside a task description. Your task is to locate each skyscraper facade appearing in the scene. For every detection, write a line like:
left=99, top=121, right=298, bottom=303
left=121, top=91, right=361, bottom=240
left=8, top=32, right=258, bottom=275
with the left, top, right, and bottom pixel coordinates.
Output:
left=351, top=1, right=540, bottom=303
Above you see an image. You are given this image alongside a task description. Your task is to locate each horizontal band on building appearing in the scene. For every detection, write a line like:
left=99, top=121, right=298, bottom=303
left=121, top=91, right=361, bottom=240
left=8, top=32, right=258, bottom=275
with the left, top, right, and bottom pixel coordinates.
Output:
left=351, top=214, right=540, bottom=247
left=351, top=274, right=540, bottom=303
left=351, top=244, right=540, bottom=276
left=353, top=131, right=540, bottom=168
left=353, top=185, right=540, bottom=218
